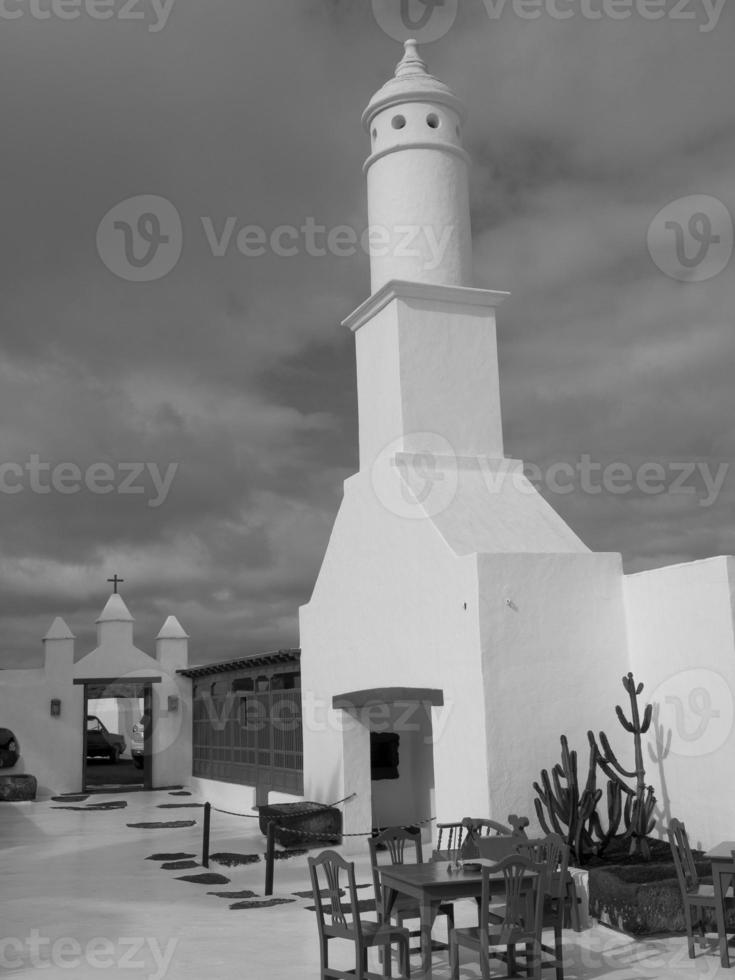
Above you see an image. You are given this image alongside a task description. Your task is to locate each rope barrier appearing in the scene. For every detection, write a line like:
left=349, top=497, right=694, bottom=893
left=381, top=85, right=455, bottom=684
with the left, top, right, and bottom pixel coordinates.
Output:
left=211, top=792, right=358, bottom=821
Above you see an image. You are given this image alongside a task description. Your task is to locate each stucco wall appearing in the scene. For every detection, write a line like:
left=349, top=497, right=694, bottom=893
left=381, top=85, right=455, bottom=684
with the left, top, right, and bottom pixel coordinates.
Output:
left=0, top=667, right=83, bottom=797
left=300, top=467, right=489, bottom=841
left=624, top=556, right=735, bottom=848
left=477, top=551, right=630, bottom=831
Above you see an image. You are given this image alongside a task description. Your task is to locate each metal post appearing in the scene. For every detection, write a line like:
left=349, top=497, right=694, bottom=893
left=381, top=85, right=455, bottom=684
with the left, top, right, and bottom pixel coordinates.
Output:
left=265, top=820, right=276, bottom=896
left=202, top=801, right=211, bottom=868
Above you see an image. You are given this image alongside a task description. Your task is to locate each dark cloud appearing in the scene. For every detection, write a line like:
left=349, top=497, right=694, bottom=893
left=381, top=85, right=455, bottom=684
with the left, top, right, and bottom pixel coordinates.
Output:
left=1, top=0, right=733, bottom=666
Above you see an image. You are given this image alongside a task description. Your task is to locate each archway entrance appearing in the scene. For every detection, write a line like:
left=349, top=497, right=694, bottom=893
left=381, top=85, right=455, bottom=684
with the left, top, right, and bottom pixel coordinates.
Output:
left=78, top=679, right=156, bottom=792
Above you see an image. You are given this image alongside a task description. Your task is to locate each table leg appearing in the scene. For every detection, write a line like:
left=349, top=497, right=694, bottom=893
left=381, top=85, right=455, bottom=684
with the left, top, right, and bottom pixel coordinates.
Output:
left=417, top=900, right=439, bottom=979
left=714, top=867, right=730, bottom=969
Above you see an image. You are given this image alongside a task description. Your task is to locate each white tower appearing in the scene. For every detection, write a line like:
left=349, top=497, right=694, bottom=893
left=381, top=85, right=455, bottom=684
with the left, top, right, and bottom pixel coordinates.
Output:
left=363, top=39, right=472, bottom=291
left=345, top=40, right=509, bottom=471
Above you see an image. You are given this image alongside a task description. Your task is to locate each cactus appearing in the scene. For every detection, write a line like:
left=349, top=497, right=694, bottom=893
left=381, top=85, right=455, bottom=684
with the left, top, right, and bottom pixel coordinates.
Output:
left=533, top=734, right=602, bottom=863
left=589, top=672, right=656, bottom=858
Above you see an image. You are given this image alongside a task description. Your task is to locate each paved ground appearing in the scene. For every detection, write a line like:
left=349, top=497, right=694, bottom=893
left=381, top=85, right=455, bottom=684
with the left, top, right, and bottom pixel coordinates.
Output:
left=84, top=758, right=144, bottom=789
left=0, top=787, right=732, bottom=979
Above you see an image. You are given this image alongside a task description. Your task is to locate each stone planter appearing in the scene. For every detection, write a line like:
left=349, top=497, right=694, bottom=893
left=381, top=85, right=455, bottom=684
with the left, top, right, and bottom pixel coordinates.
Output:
left=257, top=802, right=342, bottom=847
left=0, top=774, right=37, bottom=801
left=588, top=860, right=735, bottom=936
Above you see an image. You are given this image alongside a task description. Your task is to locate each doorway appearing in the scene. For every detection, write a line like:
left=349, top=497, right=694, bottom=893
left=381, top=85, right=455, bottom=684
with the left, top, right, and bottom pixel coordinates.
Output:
left=81, top=680, right=154, bottom=792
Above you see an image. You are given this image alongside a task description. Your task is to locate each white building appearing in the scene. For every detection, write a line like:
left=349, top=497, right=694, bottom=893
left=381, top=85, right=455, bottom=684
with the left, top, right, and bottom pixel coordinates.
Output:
left=299, top=41, right=735, bottom=850
left=0, top=591, right=192, bottom=796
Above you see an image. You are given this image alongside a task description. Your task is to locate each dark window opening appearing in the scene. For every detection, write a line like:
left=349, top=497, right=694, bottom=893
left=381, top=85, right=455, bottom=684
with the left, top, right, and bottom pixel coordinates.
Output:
left=371, top=731, right=399, bottom=781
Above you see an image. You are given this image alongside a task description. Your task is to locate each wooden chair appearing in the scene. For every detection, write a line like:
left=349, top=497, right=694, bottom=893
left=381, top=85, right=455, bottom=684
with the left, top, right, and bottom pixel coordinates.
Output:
left=369, top=827, right=454, bottom=955
left=434, top=815, right=529, bottom=861
left=668, top=818, right=735, bottom=959
left=309, top=849, right=410, bottom=979
left=515, top=834, right=569, bottom=979
left=449, top=854, right=546, bottom=980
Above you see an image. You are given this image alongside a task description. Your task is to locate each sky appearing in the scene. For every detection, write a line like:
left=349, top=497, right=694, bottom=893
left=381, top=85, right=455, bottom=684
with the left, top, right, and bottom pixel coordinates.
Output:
left=0, top=0, right=733, bottom=668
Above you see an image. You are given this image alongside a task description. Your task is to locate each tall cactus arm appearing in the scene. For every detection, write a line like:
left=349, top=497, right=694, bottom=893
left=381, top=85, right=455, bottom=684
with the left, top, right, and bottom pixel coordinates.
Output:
left=640, top=702, right=653, bottom=734
left=598, top=731, right=637, bottom=780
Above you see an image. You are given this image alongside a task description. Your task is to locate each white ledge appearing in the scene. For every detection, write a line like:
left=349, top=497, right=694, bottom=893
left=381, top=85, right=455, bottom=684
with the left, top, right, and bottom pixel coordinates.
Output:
left=342, top=279, right=510, bottom=333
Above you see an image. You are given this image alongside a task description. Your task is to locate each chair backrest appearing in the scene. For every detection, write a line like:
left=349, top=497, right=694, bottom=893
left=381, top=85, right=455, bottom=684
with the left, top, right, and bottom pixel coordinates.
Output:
left=308, top=849, right=363, bottom=942
left=515, top=833, right=569, bottom=900
left=476, top=834, right=524, bottom=862
left=368, top=826, right=422, bottom=908
left=668, top=818, right=699, bottom=893
left=479, top=854, right=546, bottom=945
left=435, top=821, right=466, bottom=858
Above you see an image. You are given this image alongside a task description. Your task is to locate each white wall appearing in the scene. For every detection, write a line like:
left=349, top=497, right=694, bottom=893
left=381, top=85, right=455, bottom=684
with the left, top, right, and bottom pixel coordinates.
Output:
left=0, top=667, right=83, bottom=797
left=624, top=556, right=735, bottom=849
left=300, top=466, right=488, bottom=845
left=478, top=552, right=630, bottom=830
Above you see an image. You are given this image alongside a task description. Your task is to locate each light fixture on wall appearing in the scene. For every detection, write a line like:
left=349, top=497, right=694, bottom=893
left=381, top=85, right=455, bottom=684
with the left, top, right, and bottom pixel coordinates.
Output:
left=50, top=699, right=61, bottom=717
left=167, top=695, right=179, bottom=712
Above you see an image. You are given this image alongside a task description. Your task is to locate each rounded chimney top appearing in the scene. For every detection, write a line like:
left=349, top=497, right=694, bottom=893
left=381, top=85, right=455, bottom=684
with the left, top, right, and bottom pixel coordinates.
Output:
left=362, top=39, right=465, bottom=130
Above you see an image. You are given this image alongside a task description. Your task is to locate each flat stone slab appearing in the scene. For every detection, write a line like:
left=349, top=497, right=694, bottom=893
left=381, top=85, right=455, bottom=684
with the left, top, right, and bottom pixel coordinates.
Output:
left=230, top=898, right=295, bottom=910
left=210, top=852, right=260, bottom=866
left=176, top=872, right=230, bottom=885
left=127, top=820, right=196, bottom=829
left=146, top=852, right=196, bottom=861
left=0, top=775, right=37, bottom=801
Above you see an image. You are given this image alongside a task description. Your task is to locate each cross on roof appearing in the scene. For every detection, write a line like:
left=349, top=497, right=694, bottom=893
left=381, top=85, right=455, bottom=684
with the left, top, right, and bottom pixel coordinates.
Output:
left=107, top=574, right=124, bottom=594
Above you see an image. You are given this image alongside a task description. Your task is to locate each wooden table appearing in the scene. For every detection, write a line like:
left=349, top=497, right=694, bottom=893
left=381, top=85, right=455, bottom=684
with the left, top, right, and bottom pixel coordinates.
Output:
left=704, top=841, right=735, bottom=968
left=379, top=862, right=499, bottom=980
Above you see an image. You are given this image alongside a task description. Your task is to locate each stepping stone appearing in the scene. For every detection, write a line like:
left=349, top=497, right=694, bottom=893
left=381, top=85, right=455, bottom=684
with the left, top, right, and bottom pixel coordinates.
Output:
left=51, top=795, right=89, bottom=803
left=127, top=820, right=196, bottom=829
left=162, top=860, right=199, bottom=870
left=156, top=803, right=204, bottom=809
left=210, top=852, right=260, bottom=866
left=304, top=898, right=375, bottom=914
left=274, top=848, right=307, bottom=860
left=176, top=872, right=230, bottom=885
left=147, top=852, right=196, bottom=861
left=207, top=889, right=258, bottom=899
left=169, top=791, right=192, bottom=796
left=52, top=800, right=127, bottom=812
left=229, top=898, right=295, bottom=910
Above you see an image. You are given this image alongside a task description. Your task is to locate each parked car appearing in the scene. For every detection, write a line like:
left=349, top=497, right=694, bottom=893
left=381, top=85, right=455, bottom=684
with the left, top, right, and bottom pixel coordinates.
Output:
left=130, top=715, right=148, bottom=769
left=86, top=715, right=126, bottom=762
left=0, top=728, right=19, bottom=768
